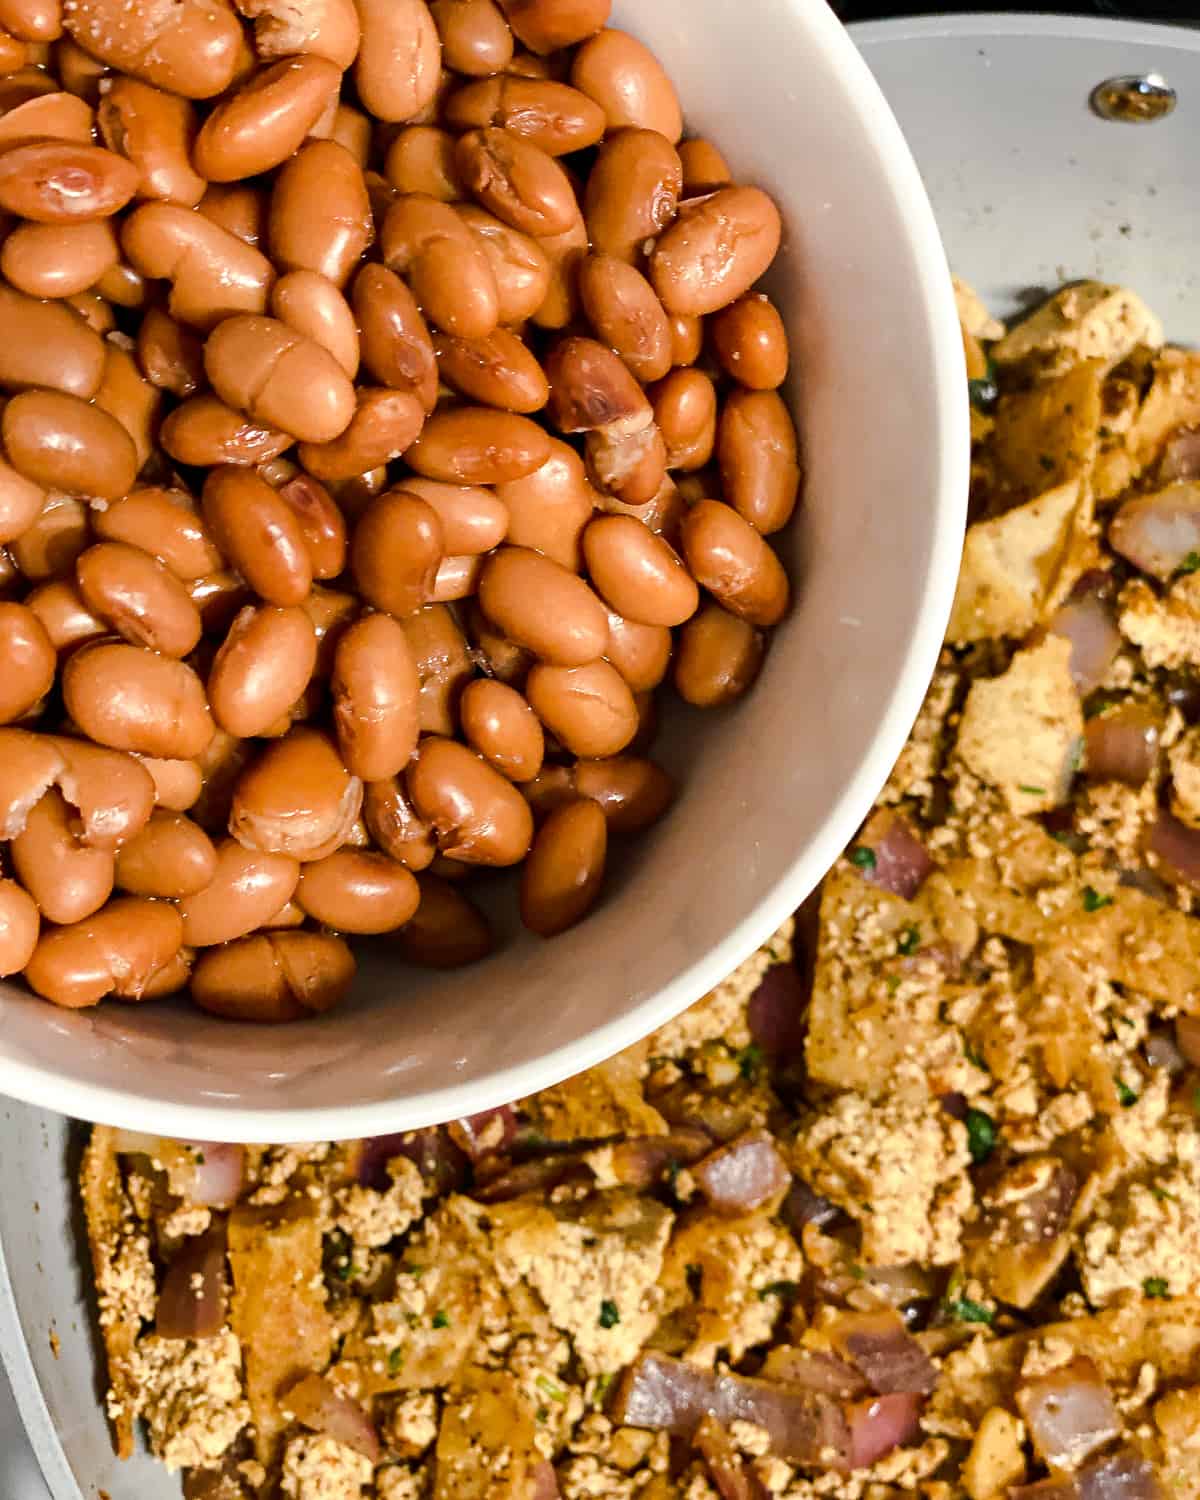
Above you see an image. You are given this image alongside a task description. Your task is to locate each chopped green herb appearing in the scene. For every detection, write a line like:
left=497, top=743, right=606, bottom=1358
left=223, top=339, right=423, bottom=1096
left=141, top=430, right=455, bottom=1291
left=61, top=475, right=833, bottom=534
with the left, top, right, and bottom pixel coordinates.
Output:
left=849, top=845, right=877, bottom=870
left=598, top=1299, right=620, bottom=1329
left=536, top=1374, right=566, bottom=1403
left=1116, top=1078, right=1139, bottom=1108
left=1085, top=694, right=1117, bottom=720
left=404, top=1311, right=419, bottom=1329
left=968, top=375, right=998, bottom=410
left=192, top=1151, right=206, bottom=1165
left=403, top=1263, right=426, bottom=1279
left=1179, top=552, right=1200, bottom=575
left=1151, top=1184, right=1177, bottom=1203
left=1038, top=454, right=1056, bottom=471
left=963, top=1038, right=989, bottom=1072
left=757, top=1280, right=799, bottom=1301
left=536, top=1406, right=548, bottom=1424
left=387, top=1347, right=403, bottom=1375
left=1068, top=739, right=1084, bottom=774
left=1018, top=785, right=1046, bottom=797
left=592, top=1372, right=614, bottom=1407
left=897, top=924, right=920, bottom=956
left=848, top=1264, right=866, bottom=1281
left=944, top=1296, right=995, bottom=1326
left=1082, top=886, right=1113, bottom=913
left=885, top=973, right=902, bottom=994
left=664, top=1158, right=681, bottom=1194
left=1143, top=1276, right=1170, bottom=1299
left=431, top=1309, right=449, bottom=1330
left=965, top=1109, right=997, bottom=1164
left=737, top=1043, right=764, bottom=1081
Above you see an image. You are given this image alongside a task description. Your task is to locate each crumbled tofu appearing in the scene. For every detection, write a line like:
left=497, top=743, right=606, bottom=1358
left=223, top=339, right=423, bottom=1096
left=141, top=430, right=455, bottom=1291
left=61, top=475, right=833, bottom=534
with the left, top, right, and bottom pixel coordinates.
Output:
left=489, top=1191, right=673, bottom=1374
left=954, top=276, right=1006, bottom=342
left=878, top=659, right=959, bottom=810
left=955, top=636, right=1084, bottom=814
left=334, top=1157, right=424, bottom=1249
left=1120, top=572, right=1200, bottom=670
left=1169, top=726, right=1200, bottom=826
left=382, top=1392, right=438, bottom=1459
left=375, top=1465, right=429, bottom=1500
left=130, top=1330, right=250, bottom=1473
left=648, top=920, right=794, bottom=1058
left=159, top=1206, right=213, bottom=1245
left=792, top=1089, right=972, bottom=1265
left=1078, top=1169, right=1200, bottom=1306
left=991, top=282, right=1163, bottom=372
left=962, top=1408, right=1026, bottom=1500
left=559, top=1454, right=637, bottom=1499
left=280, top=1434, right=373, bottom=1500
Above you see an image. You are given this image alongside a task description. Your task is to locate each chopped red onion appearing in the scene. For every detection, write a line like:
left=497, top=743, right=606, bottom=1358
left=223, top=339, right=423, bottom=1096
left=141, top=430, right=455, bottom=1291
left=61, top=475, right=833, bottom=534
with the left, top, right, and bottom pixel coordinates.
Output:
left=760, top=1347, right=868, bottom=1400
left=695, top=1415, right=770, bottom=1500
left=1045, top=589, right=1122, bottom=694
left=780, top=1178, right=842, bottom=1234
left=178, top=1143, right=245, bottom=1209
left=1015, top=1357, right=1120, bottom=1468
left=853, top=811, right=932, bottom=900
left=1176, top=1015, right=1200, bottom=1066
left=747, top=963, right=808, bottom=1058
left=844, top=1392, right=922, bottom=1470
left=1084, top=704, right=1160, bottom=786
left=693, top=1129, right=791, bottom=1213
left=1078, top=1449, right=1165, bottom=1500
left=1145, top=1028, right=1186, bottom=1075
left=983, top=1159, right=1078, bottom=1246
left=530, top=1460, right=561, bottom=1500
left=828, top=1309, right=938, bottom=1396
left=603, top=1129, right=711, bottom=1189
left=155, top=1226, right=227, bottom=1342
left=283, top=1373, right=381, bottom=1463
left=1159, top=426, right=1200, bottom=483
left=358, top=1129, right=467, bottom=1195
left=473, top=1154, right=592, bottom=1203
left=447, top=1105, right=517, bottom=1162
left=1110, top=482, right=1200, bottom=580
left=1147, top=807, right=1200, bottom=892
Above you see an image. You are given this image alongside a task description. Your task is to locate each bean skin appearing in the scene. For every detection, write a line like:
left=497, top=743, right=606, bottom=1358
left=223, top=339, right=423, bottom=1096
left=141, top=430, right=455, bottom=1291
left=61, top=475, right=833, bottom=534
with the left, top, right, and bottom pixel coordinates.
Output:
left=394, top=870, right=493, bottom=966
left=478, top=546, right=608, bottom=666
left=201, top=466, right=314, bottom=607
left=207, top=603, right=318, bottom=739
left=674, top=600, right=765, bottom=707
left=190, top=929, right=355, bottom=1020
left=362, top=776, right=436, bottom=869
left=459, top=677, right=543, bottom=782
left=295, top=848, right=420, bottom=933
left=24, top=896, right=184, bottom=1008
left=679, top=498, right=790, bottom=627
left=0, top=138, right=138, bottom=221
left=113, top=808, right=216, bottom=897
left=0, top=601, right=55, bottom=722
left=193, top=56, right=342, bottom=182
left=350, top=490, right=444, bottom=617
left=525, top=658, right=638, bottom=758
left=405, top=405, right=550, bottom=485
left=331, top=611, right=421, bottom=780
left=75, top=541, right=203, bottom=658
left=11, top=786, right=114, bottom=924
left=2, top=389, right=137, bottom=499
left=63, top=639, right=214, bottom=758
left=0, top=877, right=38, bottom=976
left=519, top=795, right=605, bottom=936
left=229, top=726, right=362, bottom=862
left=407, top=735, right=533, bottom=865
left=177, top=837, right=299, bottom=946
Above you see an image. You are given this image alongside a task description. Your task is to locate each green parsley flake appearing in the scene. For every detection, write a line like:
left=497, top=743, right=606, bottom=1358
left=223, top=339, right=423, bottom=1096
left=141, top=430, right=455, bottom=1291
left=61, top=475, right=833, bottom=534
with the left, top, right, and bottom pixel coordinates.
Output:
left=536, top=1374, right=566, bottom=1403
left=388, top=1348, right=403, bottom=1375
left=1179, top=552, right=1200, bottom=575
left=963, top=1038, right=989, bottom=1072
left=1116, top=1078, right=1139, bottom=1108
left=598, top=1299, right=620, bottom=1329
left=1017, top=784, right=1046, bottom=796
left=592, top=1373, right=614, bottom=1407
left=944, top=1296, right=995, bottom=1326
left=885, top=973, right=902, bottom=994
left=968, top=375, right=998, bottom=410
left=897, top=924, right=920, bottom=956
left=757, top=1280, right=799, bottom=1301
left=1143, top=1276, right=1170, bottom=1299
left=431, top=1309, right=449, bottom=1330
left=737, top=1043, right=764, bottom=1081
left=849, top=845, right=877, bottom=870
left=965, top=1109, right=997, bottom=1164
left=536, top=1406, right=548, bottom=1424
left=404, top=1263, right=426, bottom=1279
left=1082, top=886, right=1113, bottom=913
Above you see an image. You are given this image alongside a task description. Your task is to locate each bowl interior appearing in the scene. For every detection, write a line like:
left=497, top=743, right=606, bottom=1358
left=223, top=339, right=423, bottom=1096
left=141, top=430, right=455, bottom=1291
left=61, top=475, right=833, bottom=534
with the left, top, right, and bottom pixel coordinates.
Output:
left=0, top=0, right=965, bottom=1141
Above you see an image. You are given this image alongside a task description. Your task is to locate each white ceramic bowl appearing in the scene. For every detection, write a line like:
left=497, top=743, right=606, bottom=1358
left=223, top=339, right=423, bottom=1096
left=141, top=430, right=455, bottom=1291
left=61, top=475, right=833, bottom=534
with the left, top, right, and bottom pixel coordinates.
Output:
left=0, top=0, right=966, bottom=1143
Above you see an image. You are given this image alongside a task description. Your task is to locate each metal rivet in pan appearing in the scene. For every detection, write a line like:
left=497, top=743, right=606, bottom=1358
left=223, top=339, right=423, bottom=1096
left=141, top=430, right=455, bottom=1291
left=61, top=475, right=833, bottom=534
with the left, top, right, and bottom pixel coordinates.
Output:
left=1090, top=73, right=1176, bottom=123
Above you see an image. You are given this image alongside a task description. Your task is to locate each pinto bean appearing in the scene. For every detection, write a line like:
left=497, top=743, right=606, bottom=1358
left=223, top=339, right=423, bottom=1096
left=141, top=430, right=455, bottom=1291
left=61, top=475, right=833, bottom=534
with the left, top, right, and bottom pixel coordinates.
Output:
left=525, top=658, right=637, bottom=757
left=74, top=541, right=202, bottom=657
left=331, top=611, right=421, bottom=780
left=194, top=56, right=341, bottom=181
left=11, top=785, right=115, bottom=922
left=433, top=327, right=549, bottom=412
left=353, top=0, right=440, bottom=123
left=352, top=262, right=438, bottom=409
left=571, top=27, right=680, bottom=140
left=407, top=734, right=532, bottom=865
left=207, top=603, right=318, bottom=738
left=429, top=0, right=511, bottom=76
left=295, top=848, right=420, bottom=933
left=201, top=465, right=313, bottom=605
left=679, top=498, right=790, bottom=627
left=393, top=870, right=492, bottom=966
left=384, top=123, right=466, bottom=200
left=203, top=314, right=356, bottom=444
left=650, top=186, right=782, bottom=317
left=122, top=202, right=275, bottom=329
left=135, top=307, right=204, bottom=397
left=160, top=393, right=293, bottom=468
left=583, top=126, right=680, bottom=265
left=716, top=387, right=801, bottom=534
left=350, top=489, right=444, bottom=617
left=406, top=405, right=550, bottom=485
left=456, top=203, right=549, bottom=325
left=0, top=281, right=105, bottom=396
left=61, top=0, right=243, bottom=98
left=0, top=219, right=119, bottom=298
left=190, top=928, right=355, bottom=1019
left=478, top=545, right=607, bottom=665
left=113, top=808, right=216, bottom=897
left=380, top=193, right=500, bottom=339
left=229, top=726, right=362, bottom=861
left=268, top=139, right=374, bottom=287
left=2, top=389, right=137, bottom=499
left=0, top=877, right=38, bottom=975
left=445, top=74, right=603, bottom=154
left=674, top=599, right=765, bottom=707
left=64, top=639, right=214, bottom=757
left=270, top=271, right=360, bottom=379
left=362, top=776, right=436, bottom=869
left=97, top=76, right=205, bottom=205
left=519, top=794, right=605, bottom=935
left=24, top=895, right=183, bottom=1007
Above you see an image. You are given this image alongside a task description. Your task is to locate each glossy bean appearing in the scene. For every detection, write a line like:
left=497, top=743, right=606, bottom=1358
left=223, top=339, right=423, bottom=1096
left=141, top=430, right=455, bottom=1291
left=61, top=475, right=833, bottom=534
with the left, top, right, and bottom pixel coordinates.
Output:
left=24, top=895, right=183, bottom=1007
left=271, top=271, right=360, bottom=379
left=603, top=609, right=670, bottom=692
left=583, top=127, right=680, bottom=264
left=497, top=0, right=606, bottom=52
left=407, top=734, right=532, bottom=865
left=188, top=569, right=252, bottom=634
left=74, top=541, right=202, bottom=657
left=380, top=194, right=500, bottom=339
left=650, top=186, right=782, bottom=316
left=581, top=513, right=697, bottom=627
left=133, top=753, right=202, bottom=811
left=197, top=179, right=265, bottom=245
left=93, top=339, right=160, bottom=472
left=717, top=387, right=800, bottom=534
left=243, top=0, right=359, bottom=67
left=296, top=388, right=425, bottom=482
left=113, top=808, right=216, bottom=897
left=190, top=929, right=355, bottom=1020
left=160, top=394, right=293, bottom=468
left=25, top=576, right=105, bottom=651
left=406, top=405, right=549, bottom=484
left=302, top=584, right=358, bottom=674
left=0, top=86, right=91, bottom=144
left=0, top=602, right=55, bottom=721
left=352, top=263, right=438, bottom=409
left=711, top=292, right=788, bottom=389
left=91, top=487, right=222, bottom=580
left=51, top=35, right=107, bottom=101
left=353, top=0, right=440, bottom=123
left=0, top=450, right=45, bottom=544
left=201, top=466, right=313, bottom=606
left=399, top=479, right=508, bottom=555
left=651, top=366, right=716, bottom=470
left=0, top=138, right=137, bottom=221
left=96, top=76, right=205, bottom=205
left=229, top=726, right=362, bottom=861
left=0, top=0, right=61, bottom=41
left=350, top=489, right=443, bottom=616
left=362, top=776, right=435, bottom=870
left=668, top=311, right=702, bottom=367
left=0, top=218, right=119, bottom=297
left=479, top=545, right=607, bottom=665
left=9, top=491, right=88, bottom=579
left=384, top=124, right=466, bottom=201
left=121, top=202, right=275, bottom=329
left=331, top=611, right=421, bottom=780
left=393, top=870, right=492, bottom=966
left=679, top=498, right=790, bottom=626
left=64, top=639, right=213, bottom=757
left=571, top=27, right=680, bottom=139
left=445, top=75, right=603, bottom=154
left=268, top=139, right=373, bottom=287
left=459, top=676, right=542, bottom=782
left=433, top=327, right=549, bottom=413
left=329, top=103, right=370, bottom=164
left=0, top=877, right=38, bottom=975
left=525, top=658, right=637, bottom=757
left=573, top=752, right=672, bottom=832
left=678, top=137, right=732, bottom=195
left=674, top=599, right=765, bottom=707
left=177, top=836, right=299, bottom=944
left=519, top=795, right=604, bottom=936
left=457, top=125, right=580, bottom=242
left=402, top=603, right=474, bottom=736
left=194, top=55, right=341, bottom=181
left=135, top=307, right=204, bottom=397
left=295, top=848, right=420, bottom=933
left=493, top=439, right=596, bottom=570
left=61, top=0, right=243, bottom=98
left=0, top=282, right=105, bottom=396
left=2, top=389, right=137, bottom=498
left=456, top=203, right=549, bottom=325
left=275, top=473, right=346, bottom=579
left=207, top=603, right=317, bottom=738
left=11, top=786, right=114, bottom=923
left=204, top=314, right=355, bottom=445
left=578, top=253, right=671, bottom=383
left=430, top=0, right=511, bottom=75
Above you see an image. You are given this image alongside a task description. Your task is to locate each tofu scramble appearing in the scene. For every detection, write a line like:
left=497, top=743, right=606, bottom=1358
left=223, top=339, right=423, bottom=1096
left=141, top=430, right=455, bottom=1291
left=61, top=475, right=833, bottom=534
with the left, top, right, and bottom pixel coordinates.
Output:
left=82, top=278, right=1200, bottom=1498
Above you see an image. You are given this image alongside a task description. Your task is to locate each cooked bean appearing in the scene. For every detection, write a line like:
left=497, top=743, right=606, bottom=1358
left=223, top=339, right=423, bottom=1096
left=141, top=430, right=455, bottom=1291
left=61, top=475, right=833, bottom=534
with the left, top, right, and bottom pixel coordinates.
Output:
left=583, top=126, right=681, bottom=265
left=456, top=126, right=577, bottom=239
left=135, top=307, right=204, bottom=397
left=457, top=203, right=549, bottom=325
left=479, top=545, right=607, bottom=665
left=0, top=85, right=90, bottom=144
left=295, top=848, right=419, bottom=933
left=92, top=487, right=221, bottom=581
left=96, top=76, right=205, bottom=205
left=400, top=479, right=508, bottom=555
left=61, top=0, right=242, bottom=98
left=42, top=733, right=156, bottom=849
left=203, top=314, right=355, bottom=445
left=674, top=599, right=765, bottom=707
left=668, top=311, right=702, bottom=367
left=188, top=569, right=251, bottom=634
left=519, top=794, right=605, bottom=935
left=493, top=439, right=596, bottom=570
left=194, top=56, right=340, bottom=181
left=0, top=138, right=137, bottom=221
left=302, top=584, right=358, bottom=674
left=393, top=871, right=490, bottom=965
left=581, top=514, right=697, bottom=628
left=133, top=753, right=202, bottom=811
left=572, top=752, right=672, bottom=831
left=230, top=726, right=362, bottom=861
left=381, top=194, right=500, bottom=339
left=271, top=271, right=360, bottom=379
left=445, top=75, right=603, bottom=154
left=0, top=877, right=38, bottom=975
left=201, top=466, right=313, bottom=606
left=245, top=0, right=359, bottom=67
left=430, top=0, right=511, bottom=75
left=297, top=388, right=425, bottom=482
left=406, top=406, right=549, bottom=484
left=207, top=604, right=317, bottom=738
left=498, top=0, right=606, bottom=52
left=197, top=179, right=266, bottom=246
left=0, top=0, right=61, bottom=41
left=717, top=387, right=800, bottom=534
left=603, top=609, right=670, bottom=692
left=2, top=389, right=137, bottom=498
left=11, top=786, right=114, bottom=922
left=0, top=282, right=105, bottom=396
left=177, top=836, right=298, bottom=945
left=25, top=576, right=105, bottom=651
left=0, top=601, right=55, bottom=721
left=331, top=612, right=420, bottom=780
left=268, top=139, right=373, bottom=287
left=160, top=394, right=293, bottom=468
left=384, top=124, right=466, bottom=200
left=650, top=186, right=782, bottom=316
left=403, top=602, right=474, bottom=735
left=571, top=28, right=680, bottom=140
left=407, top=734, right=532, bottom=865
left=433, top=327, right=549, bottom=413
left=274, top=474, right=346, bottom=579
left=362, top=776, right=435, bottom=869
left=352, top=263, right=438, bottom=409
left=711, top=292, right=788, bottom=389
left=191, top=928, right=355, bottom=1020
left=678, top=137, right=732, bottom=195
left=578, top=254, right=671, bottom=382
left=0, top=449, right=45, bottom=543
left=63, top=288, right=114, bottom=333
left=0, top=219, right=119, bottom=297
left=651, top=366, right=717, bottom=470
left=75, top=541, right=202, bottom=657
left=64, top=639, right=214, bottom=757
left=353, top=0, right=440, bottom=122
left=92, top=259, right=148, bottom=309
left=24, top=895, right=183, bottom=1007
left=113, top=808, right=216, bottom=897
left=526, top=658, right=637, bottom=757
left=351, top=489, right=443, bottom=616
left=52, top=35, right=107, bottom=101
left=679, top=498, right=790, bottom=626
left=93, top=339, right=160, bottom=471
left=329, top=102, right=370, bottom=164
left=9, top=491, right=88, bottom=579
left=122, top=203, right=275, bottom=329
left=434, top=551, right=482, bottom=602
left=460, top=678, right=542, bottom=782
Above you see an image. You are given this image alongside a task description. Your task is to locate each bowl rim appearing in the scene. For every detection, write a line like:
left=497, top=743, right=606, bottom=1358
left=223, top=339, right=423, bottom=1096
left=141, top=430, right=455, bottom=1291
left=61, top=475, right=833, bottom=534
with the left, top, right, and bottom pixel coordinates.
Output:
left=0, top=1, right=970, bottom=1143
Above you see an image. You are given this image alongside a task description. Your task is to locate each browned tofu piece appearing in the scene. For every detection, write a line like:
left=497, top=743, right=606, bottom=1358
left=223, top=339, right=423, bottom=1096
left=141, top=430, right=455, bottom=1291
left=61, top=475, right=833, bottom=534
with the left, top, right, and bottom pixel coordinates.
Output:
left=432, top=1368, right=544, bottom=1500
